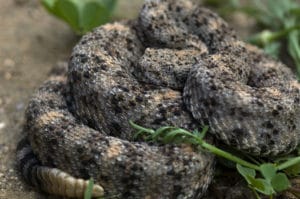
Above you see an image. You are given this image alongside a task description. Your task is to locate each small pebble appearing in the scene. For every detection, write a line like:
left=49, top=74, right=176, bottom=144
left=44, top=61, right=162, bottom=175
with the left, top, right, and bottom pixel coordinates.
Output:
left=0, top=145, right=9, bottom=154
left=0, top=123, right=5, bottom=130
left=4, top=72, right=12, bottom=80
left=16, top=102, right=24, bottom=111
left=3, top=59, right=15, bottom=68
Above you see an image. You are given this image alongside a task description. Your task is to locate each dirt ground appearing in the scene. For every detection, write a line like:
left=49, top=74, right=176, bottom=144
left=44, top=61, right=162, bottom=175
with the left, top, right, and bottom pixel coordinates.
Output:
left=0, top=0, right=258, bottom=199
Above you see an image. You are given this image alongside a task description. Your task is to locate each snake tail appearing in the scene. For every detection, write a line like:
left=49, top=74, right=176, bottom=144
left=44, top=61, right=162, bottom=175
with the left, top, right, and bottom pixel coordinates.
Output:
left=16, top=138, right=104, bottom=198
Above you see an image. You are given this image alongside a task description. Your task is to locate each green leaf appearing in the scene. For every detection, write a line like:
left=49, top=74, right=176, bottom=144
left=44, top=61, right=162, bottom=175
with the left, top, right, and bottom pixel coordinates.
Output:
left=290, top=8, right=300, bottom=15
left=237, top=164, right=275, bottom=195
left=84, top=179, right=94, bottom=199
left=284, top=162, right=300, bottom=176
left=198, top=126, right=209, bottom=139
left=237, top=164, right=256, bottom=184
left=264, top=42, right=281, bottom=58
left=101, top=0, right=118, bottom=11
left=162, top=129, right=187, bottom=143
left=41, top=0, right=57, bottom=11
left=248, top=177, right=275, bottom=195
left=41, top=0, right=117, bottom=35
left=80, top=2, right=110, bottom=33
left=152, top=126, right=176, bottom=140
left=271, top=173, right=290, bottom=192
left=287, top=30, right=300, bottom=78
left=267, top=0, right=286, bottom=21
left=260, top=163, right=277, bottom=182
left=132, top=129, right=145, bottom=140
left=203, top=0, right=229, bottom=7
left=53, top=0, right=80, bottom=32
left=248, top=30, right=274, bottom=47
left=129, top=120, right=155, bottom=134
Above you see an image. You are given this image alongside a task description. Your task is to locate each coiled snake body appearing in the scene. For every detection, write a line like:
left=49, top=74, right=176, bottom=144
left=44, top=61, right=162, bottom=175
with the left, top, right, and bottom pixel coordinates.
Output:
left=17, top=0, right=300, bottom=198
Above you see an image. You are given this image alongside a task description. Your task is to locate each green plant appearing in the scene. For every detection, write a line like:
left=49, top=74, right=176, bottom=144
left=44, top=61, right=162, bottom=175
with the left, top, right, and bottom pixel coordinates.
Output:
left=204, top=0, right=300, bottom=79
left=84, top=179, right=95, bottom=199
left=41, top=0, right=117, bottom=35
left=129, top=121, right=300, bottom=199
left=84, top=178, right=121, bottom=199
left=84, top=179, right=107, bottom=199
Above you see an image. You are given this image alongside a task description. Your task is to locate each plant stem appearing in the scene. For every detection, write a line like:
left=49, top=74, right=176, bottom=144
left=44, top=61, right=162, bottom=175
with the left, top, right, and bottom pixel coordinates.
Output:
left=130, top=121, right=261, bottom=171
left=268, top=25, right=300, bottom=43
left=196, top=138, right=260, bottom=171
left=277, top=156, right=300, bottom=170
left=129, top=120, right=155, bottom=134
left=287, top=31, right=300, bottom=79
left=249, top=25, right=300, bottom=46
left=252, top=187, right=261, bottom=199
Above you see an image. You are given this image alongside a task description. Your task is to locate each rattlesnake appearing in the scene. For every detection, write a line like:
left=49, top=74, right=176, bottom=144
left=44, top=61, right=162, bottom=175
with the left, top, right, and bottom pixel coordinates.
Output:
left=16, top=0, right=300, bottom=198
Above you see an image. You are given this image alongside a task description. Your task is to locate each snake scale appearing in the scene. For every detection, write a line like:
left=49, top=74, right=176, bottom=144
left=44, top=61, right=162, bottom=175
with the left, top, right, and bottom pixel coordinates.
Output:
left=16, top=0, right=300, bottom=198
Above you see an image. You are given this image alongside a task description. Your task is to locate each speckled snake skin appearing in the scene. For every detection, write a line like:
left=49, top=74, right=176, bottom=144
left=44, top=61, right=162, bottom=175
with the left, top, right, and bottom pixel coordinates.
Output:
left=16, top=0, right=300, bottom=198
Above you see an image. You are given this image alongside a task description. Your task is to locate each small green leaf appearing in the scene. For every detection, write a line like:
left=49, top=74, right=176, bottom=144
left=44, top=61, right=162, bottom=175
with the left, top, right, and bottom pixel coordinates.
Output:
left=41, top=0, right=117, bottom=35
left=53, top=0, right=80, bottom=32
left=287, top=30, right=300, bottom=78
left=248, top=30, right=274, bottom=46
left=248, top=177, right=275, bottom=195
left=264, top=42, right=281, bottom=58
left=271, top=173, right=291, bottom=192
left=81, top=2, right=110, bottom=33
left=267, top=0, right=286, bottom=21
left=284, top=162, right=300, bottom=176
left=129, top=120, right=155, bottom=134
left=290, top=8, right=300, bottom=14
left=162, top=129, right=186, bottom=143
left=132, top=130, right=145, bottom=140
left=152, top=126, right=176, bottom=140
left=198, top=126, right=209, bottom=139
left=192, top=129, right=200, bottom=137
left=101, top=0, right=118, bottom=11
left=260, top=163, right=277, bottom=182
left=84, top=179, right=94, bottom=199
left=237, top=164, right=256, bottom=184
left=41, top=0, right=57, bottom=11
left=237, top=164, right=275, bottom=195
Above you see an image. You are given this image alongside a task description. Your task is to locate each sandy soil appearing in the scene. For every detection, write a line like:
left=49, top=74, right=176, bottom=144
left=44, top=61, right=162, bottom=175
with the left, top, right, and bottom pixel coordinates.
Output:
left=0, top=0, right=75, bottom=198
